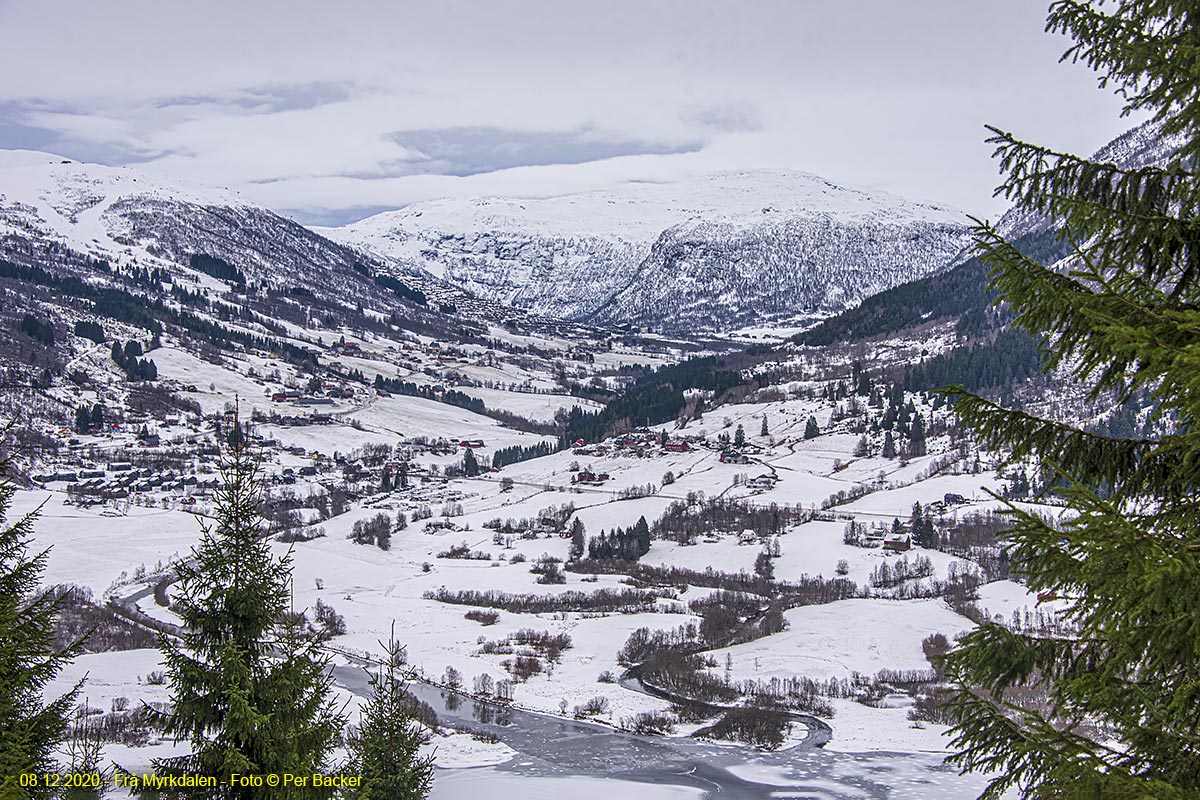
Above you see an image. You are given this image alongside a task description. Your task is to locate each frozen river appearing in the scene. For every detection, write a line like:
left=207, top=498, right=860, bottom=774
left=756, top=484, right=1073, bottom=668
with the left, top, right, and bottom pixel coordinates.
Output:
left=332, top=665, right=990, bottom=800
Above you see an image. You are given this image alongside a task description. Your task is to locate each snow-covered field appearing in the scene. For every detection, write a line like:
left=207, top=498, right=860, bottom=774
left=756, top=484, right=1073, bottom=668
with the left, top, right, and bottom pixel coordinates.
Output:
left=22, top=384, right=1038, bottom=754
left=707, top=599, right=974, bottom=684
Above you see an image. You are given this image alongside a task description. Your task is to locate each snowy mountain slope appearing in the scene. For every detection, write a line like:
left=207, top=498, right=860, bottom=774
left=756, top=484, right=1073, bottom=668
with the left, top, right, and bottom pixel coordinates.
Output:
left=0, top=150, right=431, bottom=303
left=590, top=210, right=968, bottom=332
left=995, top=119, right=1185, bottom=240
left=320, top=170, right=972, bottom=332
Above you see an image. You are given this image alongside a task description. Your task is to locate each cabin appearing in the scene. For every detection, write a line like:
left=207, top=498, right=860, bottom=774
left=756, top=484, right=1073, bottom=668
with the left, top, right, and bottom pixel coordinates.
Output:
left=738, top=529, right=758, bottom=545
left=943, top=492, right=967, bottom=505
left=747, top=474, right=778, bottom=489
left=663, top=441, right=691, bottom=452
left=459, top=439, right=485, bottom=448
left=720, top=451, right=750, bottom=465
left=883, top=532, right=912, bottom=552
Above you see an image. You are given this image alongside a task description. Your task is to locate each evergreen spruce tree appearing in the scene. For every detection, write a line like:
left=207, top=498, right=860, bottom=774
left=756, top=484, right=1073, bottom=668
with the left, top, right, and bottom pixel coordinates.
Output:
left=855, top=371, right=872, bottom=397
left=74, top=404, right=90, bottom=435
left=0, top=455, right=83, bottom=800
left=942, top=2, right=1200, bottom=796
left=156, top=435, right=343, bottom=798
left=462, top=448, right=480, bottom=478
left=909, top=413, right=927, bottom=457
left=760, top=415, right=769, bottom=437
left=753, top=550, right=774, bottom=581
left=804, top=416, right=820, bottom=440
left=631, top=515, right=651, bottom=558
left=568, top=517, right=586, bottom=561
left=344, top=634, right=434, bottom=800
left=911, top=502, right=936, bottom=549
left=733, top=424, right=746, bottom=448
left=882, top=431, right=897, bottom=459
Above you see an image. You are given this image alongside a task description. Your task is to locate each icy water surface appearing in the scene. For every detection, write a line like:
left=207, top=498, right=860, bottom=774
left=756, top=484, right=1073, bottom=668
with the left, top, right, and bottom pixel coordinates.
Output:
left=333, top=665, right=988, bottom=799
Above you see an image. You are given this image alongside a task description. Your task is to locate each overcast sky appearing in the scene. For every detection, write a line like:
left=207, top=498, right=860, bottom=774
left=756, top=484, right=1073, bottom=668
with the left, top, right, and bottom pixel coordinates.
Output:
left=0, top=0, right=1142, bottom=225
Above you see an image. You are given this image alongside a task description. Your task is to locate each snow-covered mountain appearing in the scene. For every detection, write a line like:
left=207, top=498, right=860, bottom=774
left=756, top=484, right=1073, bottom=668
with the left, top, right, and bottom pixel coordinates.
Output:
left=320, top=170, right=972, bottom=333
left=0, top=150, right=427, bottom=303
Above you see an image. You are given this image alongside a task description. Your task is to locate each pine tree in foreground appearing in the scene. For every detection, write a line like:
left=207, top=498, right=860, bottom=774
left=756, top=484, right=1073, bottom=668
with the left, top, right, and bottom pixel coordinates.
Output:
left=344, top=633, right=434, bottom=800
left=942, top=2, right=1200, bottom=797
left=155, top=437, right=343, bottom=798
left=0, top=451, right=83, bottom=800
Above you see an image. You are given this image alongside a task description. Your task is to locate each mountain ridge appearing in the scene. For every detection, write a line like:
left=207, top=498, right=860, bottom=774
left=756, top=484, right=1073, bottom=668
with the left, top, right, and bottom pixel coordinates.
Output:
left=318, top=169, right=973, bottom=332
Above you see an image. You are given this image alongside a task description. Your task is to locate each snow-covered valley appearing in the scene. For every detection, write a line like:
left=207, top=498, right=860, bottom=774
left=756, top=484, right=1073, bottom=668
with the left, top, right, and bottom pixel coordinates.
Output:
left=11, top=305, right=1064, bottom=798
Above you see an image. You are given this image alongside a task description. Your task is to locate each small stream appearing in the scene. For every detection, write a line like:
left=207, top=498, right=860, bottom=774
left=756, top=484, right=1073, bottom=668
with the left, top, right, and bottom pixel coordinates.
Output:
left=332, top=665, right=988, bottom=799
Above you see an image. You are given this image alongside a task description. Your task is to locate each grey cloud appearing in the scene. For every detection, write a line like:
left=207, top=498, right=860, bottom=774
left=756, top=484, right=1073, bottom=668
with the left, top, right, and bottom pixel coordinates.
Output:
left=0, top=106, right=56, bottom=151
left=155, top=82, right=355, bottom=113
left=685, top=104, right=763, bottom=133
left=280, top=204, right=401, bottom=227
left=0, top=100, right=164, bottom=163
left=388, top=127, right=705, bottom=177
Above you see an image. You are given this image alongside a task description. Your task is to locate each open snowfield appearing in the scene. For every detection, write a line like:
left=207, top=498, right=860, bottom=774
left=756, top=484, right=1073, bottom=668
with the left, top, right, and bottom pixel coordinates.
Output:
left=708, top=599, right=973, bottom=683
left=457, top=387, right=600, bottom=422
left=153, top=346, right=287, bottom=417
left=346, top=393, right=555, bottom=450
left=13, top=491, right=201, bottom=592
left=839, top=474, right=998, bottom=518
